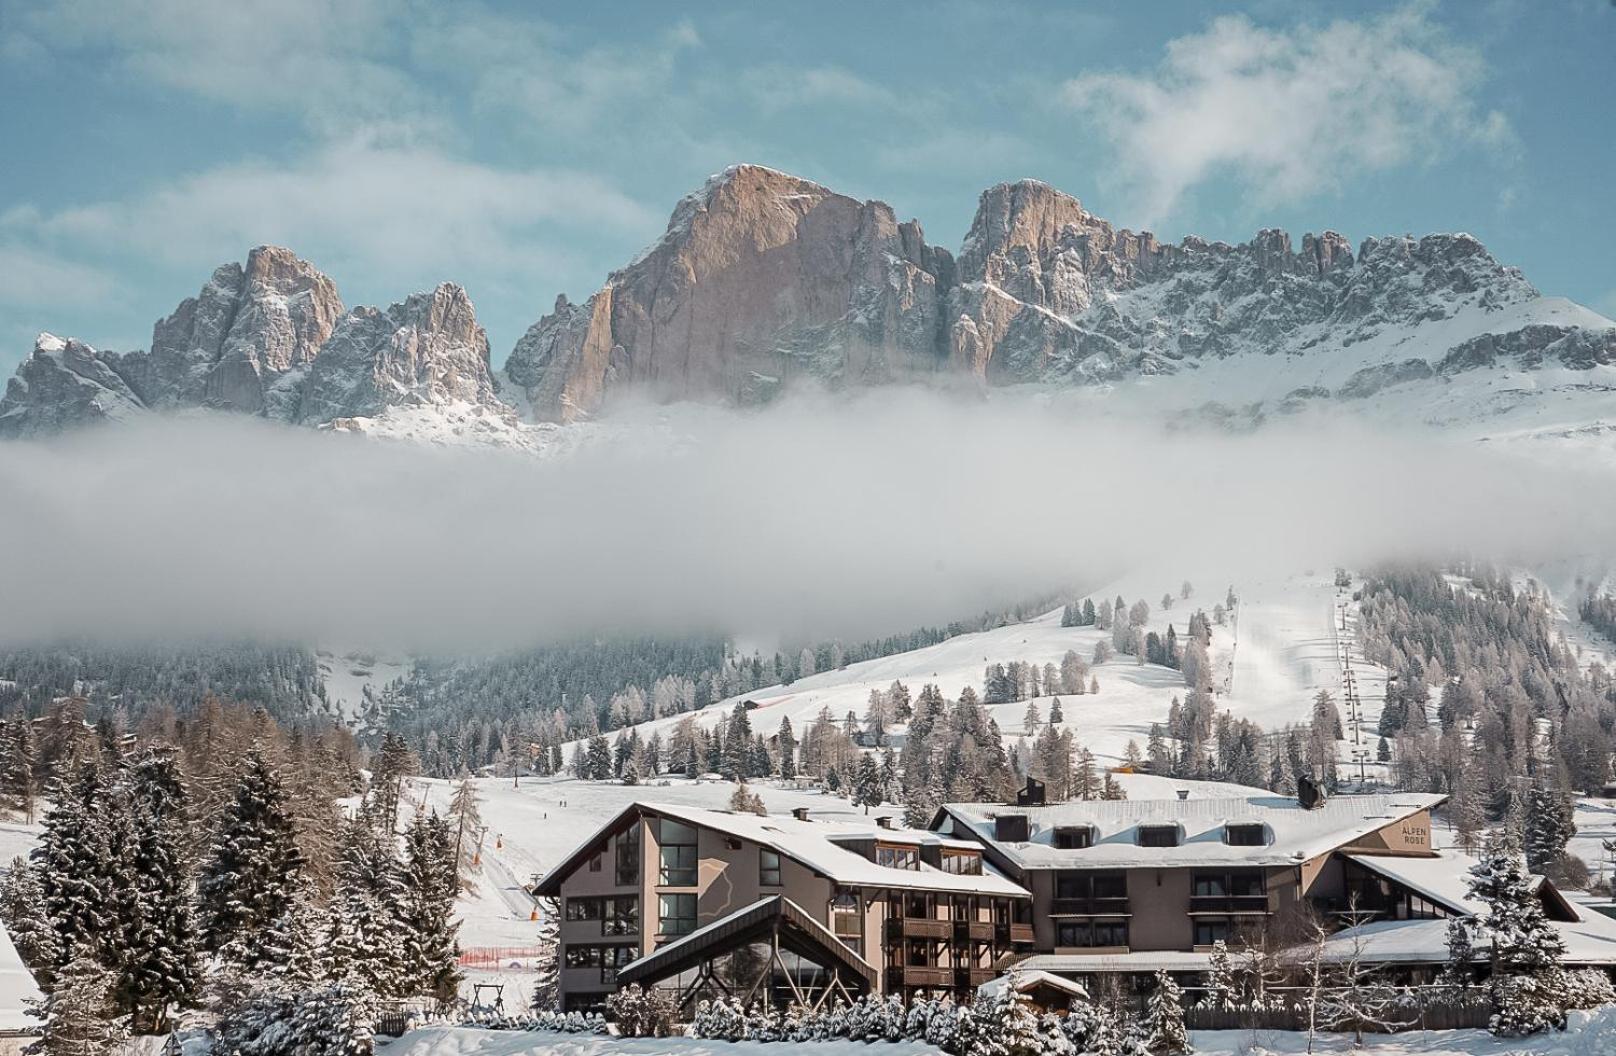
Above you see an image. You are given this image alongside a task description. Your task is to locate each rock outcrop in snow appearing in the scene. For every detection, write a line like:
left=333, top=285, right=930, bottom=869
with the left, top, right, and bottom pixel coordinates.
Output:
left=505, top=164, right=956, bottom=422
left=0, top=334, right=147, bottom=438
left=130, top=245, right=345, bottom=418
left=295, top=283, right=502, bottom=425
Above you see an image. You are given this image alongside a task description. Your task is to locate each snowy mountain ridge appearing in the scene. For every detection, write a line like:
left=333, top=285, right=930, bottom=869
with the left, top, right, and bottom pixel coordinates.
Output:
left=3, top=165, right=1613, bottom=450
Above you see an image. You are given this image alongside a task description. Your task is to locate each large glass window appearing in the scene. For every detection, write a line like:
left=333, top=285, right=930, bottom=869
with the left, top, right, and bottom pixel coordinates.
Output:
left=941, top=850, right=982, bottom=875
left=1056, top=920, right=1128, bottom=947
left=1194, top=919, right=1232, bottom=946
left=759, top=849, right=782, bottom=886
left=659, top=893, right=697, bottom=937
left=564, top=897, right=601, bottom=921
left=603, top=896, right=639, bottom=936
left=1193, top=875, right=1227, bottom=897
left=615, top=825, right=641, bottom=887
left=876, top=844, right=919, bottom=870
left=659, top=819, right=698, bottom=886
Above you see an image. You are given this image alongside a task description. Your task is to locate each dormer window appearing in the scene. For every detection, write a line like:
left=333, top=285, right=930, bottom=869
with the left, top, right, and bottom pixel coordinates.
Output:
left=940, top=849, right=982, bottom=875
left=1137, top=824, right=1180, bottom=848
left=1054, top=825, right=1095, bottom=850
left=1224, top=823, right=1267, bottom=847
left=876, top=844, right=920, bottom=871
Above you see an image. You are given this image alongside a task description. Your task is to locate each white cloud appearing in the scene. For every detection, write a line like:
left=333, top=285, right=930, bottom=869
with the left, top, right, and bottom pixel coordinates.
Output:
left=1062, top=5, right=1512, bottom=224
left=0, top=245, right=121, bottom=309
left=2, top=140, right=658, bottom=298
left=15, top=0, right=433, bottom=135
left=0, top=392, right=1608, bottom=651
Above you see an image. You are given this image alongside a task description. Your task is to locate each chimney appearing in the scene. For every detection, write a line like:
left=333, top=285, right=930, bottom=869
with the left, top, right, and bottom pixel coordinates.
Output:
left=875, top=816, right=894, bottom=830
left=1176, top=789, right=1190, bottom=801
left=791, top=807, right=811, bottom=822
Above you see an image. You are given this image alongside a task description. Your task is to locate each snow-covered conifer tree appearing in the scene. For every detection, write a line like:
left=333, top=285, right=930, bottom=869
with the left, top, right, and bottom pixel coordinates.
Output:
left=0, top=855, right=60, bottom=988
left=31, top=944, right=127, bottom=1056
left=1200, top=940, right=1235, bottom=1009
left=197, top=749, right=304, bottom=961
left=399, top=811, right=461, bottom=999
left=1143, top=970, right=1190, bottom=1055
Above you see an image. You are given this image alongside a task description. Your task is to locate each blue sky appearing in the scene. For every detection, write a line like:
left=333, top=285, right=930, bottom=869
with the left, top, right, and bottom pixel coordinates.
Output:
left=2, top=0, right=1613, bottom=374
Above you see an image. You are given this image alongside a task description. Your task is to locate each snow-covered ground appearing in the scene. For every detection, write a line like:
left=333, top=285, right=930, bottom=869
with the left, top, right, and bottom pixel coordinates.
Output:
left=316, top=648, right=410, bottom=725
left=561, top=570, right=1385, bottom=777
left=380, top=1005, right=1616, bottom=1055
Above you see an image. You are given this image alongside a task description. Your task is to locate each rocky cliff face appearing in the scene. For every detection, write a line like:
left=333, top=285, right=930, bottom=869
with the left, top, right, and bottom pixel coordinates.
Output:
left=6, top=166, right=1613, bottom=444
left=505, top=164, right=955, bottom=422
left=0, top=334, right=147, bottom=438
left=296, top=283, right=500, bottom=425
left=1, top=250, right=509, bottom=436
left=126, top=245, right=344, bottom=417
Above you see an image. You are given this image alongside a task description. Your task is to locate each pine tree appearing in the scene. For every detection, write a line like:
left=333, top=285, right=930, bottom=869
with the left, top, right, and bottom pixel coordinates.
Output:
left=1524, top=782, right=1576, bottom=874
left=0, top=856, right=60, bottom=988
left=1467, top=832, right=1569, bottom=1035
left=30, top=944, right=128, bottom=1056
left=399, top=811, right=462, bottom=999
left=197, top=748, right=304, bottom=962
left=447, top=777, right=483, bottom=893
left=1200, top=940, right=1235, bottom=1009
left=325, top=812, right=408, bottom=997
left=35, top=759, right=114, bottom=969
left=0, top=716, right=39, bottom=823
left=777, top=718, right=798, bottom=780
left=531, top=896, right=560, bottom=1012
left=122, top=753, right=201, bottom=1032
left=1143, top=969, right=1190, bottom=1054
left=853, top=754, right=884, bottom=814
left=257, top=896, right=329, bottom=988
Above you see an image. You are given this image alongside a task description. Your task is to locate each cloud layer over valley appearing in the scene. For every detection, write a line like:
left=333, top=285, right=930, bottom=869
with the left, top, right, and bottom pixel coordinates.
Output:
left=0, top=390, right=1609, bottom=654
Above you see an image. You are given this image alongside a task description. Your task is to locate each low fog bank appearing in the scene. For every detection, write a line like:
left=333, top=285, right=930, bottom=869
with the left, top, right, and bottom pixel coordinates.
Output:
left=0, top=389, right=1610, bottom=653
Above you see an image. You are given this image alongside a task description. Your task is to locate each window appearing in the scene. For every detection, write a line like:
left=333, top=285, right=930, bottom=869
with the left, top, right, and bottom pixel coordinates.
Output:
left=562, top=944, right=636, bottom=983
left=1136, top=825, right=1180, bottom=847
left=876, top=844, right=919, bottom=871
left=1057, top=872, right=1127, bottom=901
left=588, top=852, right=601, bottom=872
left=1193, top=875, right=1227, bottom=897
left=658, top=893, right=697, bottom=937
left=1194, top=919, right=1232, bottom=947
left=1056, top=920, right=1128, bottom=947
left=1054, top=826, right=1094, bottom=850
left=759, top=849, right=782, bottom=886
left=1093, top=874, right=1127, bottom=899
left=564, top=898, right=602, bottom=921
left=603, top=896, right=639, bottom=936
left=615, top=825, right=641, bottom=886
left=831, top=890, right=862, bottom=949
left=941, top=850, right=982, bottom=875
left=659, top=819, right=698, bottom=886
left=1225, top=824, right=1266, bottom=846
left=1229, top=873, right=1264, bottom=898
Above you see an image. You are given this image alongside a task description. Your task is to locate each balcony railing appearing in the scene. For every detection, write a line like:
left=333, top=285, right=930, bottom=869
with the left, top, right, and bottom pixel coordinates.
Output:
left=954, top=967, right=997, bottom=988
left=1051, top=897, right=1131, bottom=916
left=888, top=918, right=951, bottom=940
left=953, top=920, right=994, bottom=942
left=997, top=923, right=1035, bottom=945
left=1188, top=895, right=1270, bottom=914
left=889, top=966, right=952, bottom=988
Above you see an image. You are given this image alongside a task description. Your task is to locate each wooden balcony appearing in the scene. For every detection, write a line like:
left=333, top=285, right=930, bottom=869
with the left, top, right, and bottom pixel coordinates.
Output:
left=1188, top=895, right=1271, bottom=914
left=1051, top=897, right=1131, bottom=916
left=888, top=966, right=952, bottom=988
left=955, top=968, right=996, bottom=988
left=888, top=917, right=951, bottom=940
left=997, top=923, right=1035, bottom=945
left=953, top=920, right=994, bottom=942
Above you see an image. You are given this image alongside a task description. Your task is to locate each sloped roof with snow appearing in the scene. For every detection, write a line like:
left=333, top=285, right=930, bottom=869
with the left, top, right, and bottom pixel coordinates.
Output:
left=537, top=800, right=1027, bottom=898
left=938, top=793, right=1446, bottom=870
left=1316, top=908, right=1616, bottom=967
left=1344, top=852, right=1483, bottom=915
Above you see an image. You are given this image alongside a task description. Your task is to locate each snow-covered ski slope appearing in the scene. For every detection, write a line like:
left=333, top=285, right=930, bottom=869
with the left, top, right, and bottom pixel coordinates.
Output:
left=568, top=571, right=1386, bottom=770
